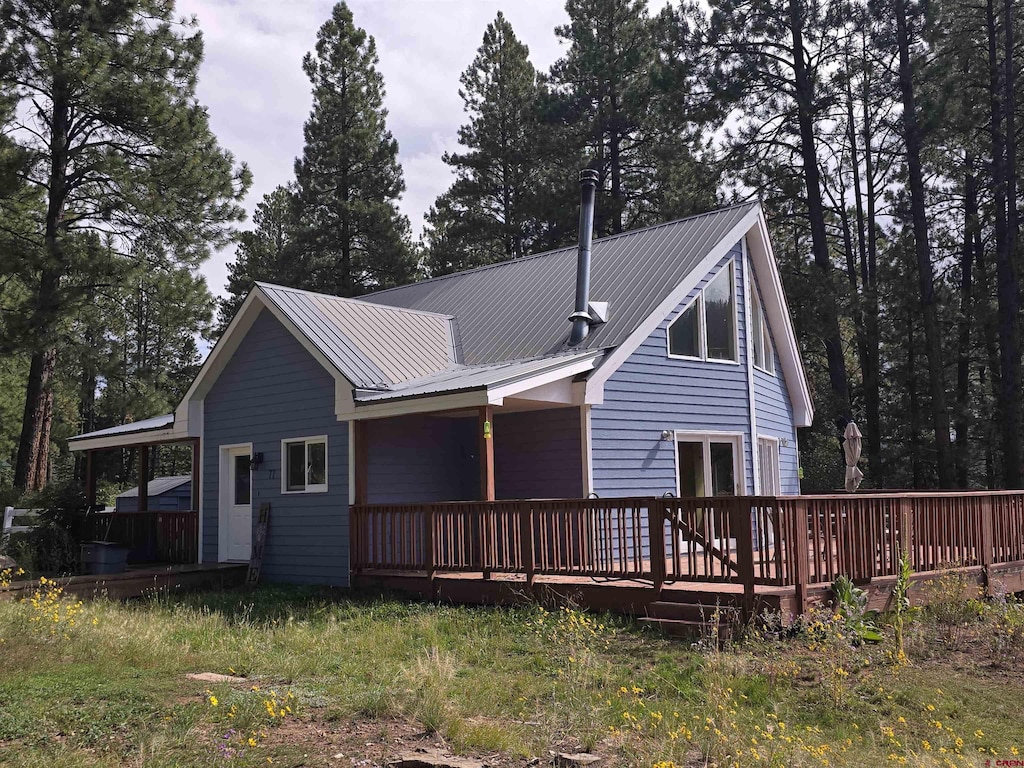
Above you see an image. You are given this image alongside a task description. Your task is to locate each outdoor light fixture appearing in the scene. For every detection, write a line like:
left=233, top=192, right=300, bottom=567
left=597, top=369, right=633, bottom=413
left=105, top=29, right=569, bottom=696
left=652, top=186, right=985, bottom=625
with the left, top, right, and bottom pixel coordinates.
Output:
left=250, top=452, right=264, bottom=470
left=660, top=430, right=673, bottom=441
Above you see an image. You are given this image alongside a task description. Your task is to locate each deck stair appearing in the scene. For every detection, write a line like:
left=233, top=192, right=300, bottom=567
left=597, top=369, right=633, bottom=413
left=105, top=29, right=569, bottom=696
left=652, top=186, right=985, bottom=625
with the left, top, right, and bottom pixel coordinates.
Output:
left=638, top=598, right=743, bottom=640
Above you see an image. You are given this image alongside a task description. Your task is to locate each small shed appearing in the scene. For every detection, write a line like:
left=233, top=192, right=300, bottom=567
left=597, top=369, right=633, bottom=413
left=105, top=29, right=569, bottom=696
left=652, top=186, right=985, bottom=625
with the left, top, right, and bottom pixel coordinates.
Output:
left=115, top=475, right=193, bottom=513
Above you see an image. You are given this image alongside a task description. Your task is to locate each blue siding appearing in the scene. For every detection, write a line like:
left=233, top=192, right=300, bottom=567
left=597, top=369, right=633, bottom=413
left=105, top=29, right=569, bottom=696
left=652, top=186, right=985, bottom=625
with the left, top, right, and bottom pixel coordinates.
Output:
left=591, top=242, right=755, bottom=497
left=202, top=309, right=350, bottom=586
left=366, top=414, right=476, bottom=503
left=750, top=276, right=801, bottom=494
left=494, top=407, right=583, bottom=500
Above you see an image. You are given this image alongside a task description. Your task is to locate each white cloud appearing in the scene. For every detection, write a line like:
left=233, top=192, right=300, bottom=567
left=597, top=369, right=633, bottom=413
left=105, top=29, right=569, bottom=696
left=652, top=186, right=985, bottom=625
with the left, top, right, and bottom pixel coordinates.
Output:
left=178, top=0, right=571, bottom=299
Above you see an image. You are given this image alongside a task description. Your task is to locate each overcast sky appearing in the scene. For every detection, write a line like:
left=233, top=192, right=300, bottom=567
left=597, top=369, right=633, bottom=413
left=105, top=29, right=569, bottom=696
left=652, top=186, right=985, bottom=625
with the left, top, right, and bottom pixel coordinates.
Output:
left=175, top=0, right=576, bottom=300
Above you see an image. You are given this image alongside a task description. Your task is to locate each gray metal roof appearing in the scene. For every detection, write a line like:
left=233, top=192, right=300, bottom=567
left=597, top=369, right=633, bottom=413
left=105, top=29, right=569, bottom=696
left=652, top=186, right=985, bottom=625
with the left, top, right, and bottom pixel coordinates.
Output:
left=364, top=202, right=757, bottom=365
left=118, top=475, right=191, bottom=498
left=256, top=282, right=457, bottom=388
left=69, top=413, right=174, bottom=444
left=355, top=349, right=603, bottom=403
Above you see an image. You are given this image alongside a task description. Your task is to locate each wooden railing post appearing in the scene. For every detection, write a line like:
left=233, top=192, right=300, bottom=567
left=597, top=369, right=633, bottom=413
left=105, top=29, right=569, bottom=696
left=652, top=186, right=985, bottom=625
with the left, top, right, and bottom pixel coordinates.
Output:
left=520, top=501, right=536, bottom=591
left=980, top=495, right=994, bottom=595
left=793, top=499, right=810, bottom=616
left=479, top=504, right=492, bottom=580
left=731, top=499, right=756, bottom=621
left=899, top=497, right=913, bottom=566
left=648, top=501, right=667, bottom=595
left=425, top=505, right=437, bottom=600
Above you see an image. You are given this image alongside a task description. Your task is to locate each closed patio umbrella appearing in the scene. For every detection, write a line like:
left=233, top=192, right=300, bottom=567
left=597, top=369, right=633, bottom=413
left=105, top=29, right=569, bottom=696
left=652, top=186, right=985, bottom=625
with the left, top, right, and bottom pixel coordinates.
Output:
left=844, top=421, right=865, bottom=492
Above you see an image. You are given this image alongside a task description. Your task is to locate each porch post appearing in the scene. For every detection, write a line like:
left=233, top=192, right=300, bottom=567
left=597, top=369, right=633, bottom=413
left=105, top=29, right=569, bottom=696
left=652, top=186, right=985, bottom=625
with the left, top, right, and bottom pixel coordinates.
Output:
left=85, top=450, right=97, bottom=510
left=191, top=437, right=201, bottom=563
left=478, top=405, right=495, bottom=501
left=138, top=445, right=149, bottom=513
left=353, top=420, right=368, bottom=505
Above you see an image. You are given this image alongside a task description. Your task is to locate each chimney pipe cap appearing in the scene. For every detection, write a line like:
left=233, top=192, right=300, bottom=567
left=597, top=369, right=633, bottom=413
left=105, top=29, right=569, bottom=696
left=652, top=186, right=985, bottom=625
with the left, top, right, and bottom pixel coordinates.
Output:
left=579, top=168, right=599, bottom=185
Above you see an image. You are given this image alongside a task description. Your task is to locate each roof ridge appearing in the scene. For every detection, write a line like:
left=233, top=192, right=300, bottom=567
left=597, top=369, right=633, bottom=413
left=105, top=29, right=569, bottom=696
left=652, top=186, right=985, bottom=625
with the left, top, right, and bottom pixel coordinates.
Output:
left=366, top=201, right=760, bottom=299
left=254, top=282, right=455, bottom=320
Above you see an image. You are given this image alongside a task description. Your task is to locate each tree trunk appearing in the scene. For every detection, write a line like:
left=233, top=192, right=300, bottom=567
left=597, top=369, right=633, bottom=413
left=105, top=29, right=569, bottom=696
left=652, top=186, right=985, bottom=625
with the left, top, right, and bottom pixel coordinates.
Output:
left=15, top=343, right=57, bottom=491
left=955, top=162, right=978, bottom=487
left=894, top=0, right=954, bottom=487
left=788, top=0, right=851, bottom=423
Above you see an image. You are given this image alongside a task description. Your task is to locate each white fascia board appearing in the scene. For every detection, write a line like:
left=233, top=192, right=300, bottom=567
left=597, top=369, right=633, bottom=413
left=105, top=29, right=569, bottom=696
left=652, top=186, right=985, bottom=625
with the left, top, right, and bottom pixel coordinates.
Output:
left=343, top=390, right=490, bottom=421
left=585, top=205, right=762, bottom=400
left=487, top=354, right=601, bottom=404
left=746, top=210, right=815, bottom=427
left=68, top=428, right=182, bottom=452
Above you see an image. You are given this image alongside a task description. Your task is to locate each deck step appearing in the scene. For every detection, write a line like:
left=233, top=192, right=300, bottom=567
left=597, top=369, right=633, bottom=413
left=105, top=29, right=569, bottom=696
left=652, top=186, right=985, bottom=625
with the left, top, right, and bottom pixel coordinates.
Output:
left=647, top=600, right=741, bottom=622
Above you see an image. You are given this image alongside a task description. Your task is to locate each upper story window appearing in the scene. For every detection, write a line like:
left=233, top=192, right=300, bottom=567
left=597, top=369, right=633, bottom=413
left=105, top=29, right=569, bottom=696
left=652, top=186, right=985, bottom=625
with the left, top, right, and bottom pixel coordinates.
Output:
left=667, top=261, right=738, bottom=363
left=282, top=436, right=328, bottom=493
left=750, top=281, right=776, bottom=374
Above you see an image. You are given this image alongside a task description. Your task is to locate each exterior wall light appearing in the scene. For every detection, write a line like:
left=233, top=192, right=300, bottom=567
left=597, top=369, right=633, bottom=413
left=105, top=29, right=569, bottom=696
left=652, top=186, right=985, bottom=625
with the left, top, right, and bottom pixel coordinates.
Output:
left=660, top=430, right=673, bottom=441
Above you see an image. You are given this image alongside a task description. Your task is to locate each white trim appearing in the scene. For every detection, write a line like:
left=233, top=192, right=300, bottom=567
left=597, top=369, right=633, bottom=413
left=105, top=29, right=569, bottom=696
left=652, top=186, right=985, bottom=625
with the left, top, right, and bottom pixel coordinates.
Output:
left=580, top=405, right=593, bottom=496
left=743, top=247, right=760, bottom=495
left=344, top=391, right=490, bottom=421
left=486, top=354, right=601, bottom=403
left=586, top=205, right=762, bottom=400
left=756, top=435, right=782, bottom=496
left=197, top=400, right=204, bottom=564
left=746, top=210, right=814, bottom=426
left=280, top=435, right=329, bottom=494
left=672, top=430, right=747, bottom=497
left=218, top=442, right=252, bottom=563
left=348, top=423, right=356, bottom=505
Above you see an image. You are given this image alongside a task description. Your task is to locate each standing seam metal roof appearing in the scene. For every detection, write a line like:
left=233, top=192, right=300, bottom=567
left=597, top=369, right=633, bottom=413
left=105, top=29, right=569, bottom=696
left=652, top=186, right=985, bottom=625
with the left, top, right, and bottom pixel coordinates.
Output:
left=362, top=203, right=757, bottom=365
left=256, top=282, right=458, bottom=388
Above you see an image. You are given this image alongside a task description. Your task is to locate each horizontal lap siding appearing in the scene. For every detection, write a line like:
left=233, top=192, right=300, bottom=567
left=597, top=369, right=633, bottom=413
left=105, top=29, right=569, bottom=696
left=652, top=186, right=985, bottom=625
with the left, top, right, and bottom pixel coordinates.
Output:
left=203, top=309, right=349, bottom=586
left=591, top=243, right=754, bottom=497
left=750, top=276, right=801, bottom=494
left=494, top=407, right=583, bottom=500
left=366, top=414, right=476, bottom=503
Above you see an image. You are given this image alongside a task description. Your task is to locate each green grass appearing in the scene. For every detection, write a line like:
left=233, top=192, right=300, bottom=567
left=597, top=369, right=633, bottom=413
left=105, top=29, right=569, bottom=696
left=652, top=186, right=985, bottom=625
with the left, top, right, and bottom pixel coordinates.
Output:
left=0, top=581, right=1023, bottom=767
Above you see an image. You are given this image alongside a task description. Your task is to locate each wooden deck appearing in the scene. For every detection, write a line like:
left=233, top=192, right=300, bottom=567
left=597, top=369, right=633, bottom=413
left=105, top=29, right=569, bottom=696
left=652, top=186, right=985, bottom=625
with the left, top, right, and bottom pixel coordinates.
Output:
left=351, top=492, right=1024, bottom=618
left=0, top=563, right=247, bottom=602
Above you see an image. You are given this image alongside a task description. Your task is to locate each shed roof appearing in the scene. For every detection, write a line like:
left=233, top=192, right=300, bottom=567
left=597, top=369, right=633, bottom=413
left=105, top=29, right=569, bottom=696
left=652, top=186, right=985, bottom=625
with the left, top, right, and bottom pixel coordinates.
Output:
left=70, top=413, right=174, bottom=442
left=117, top=475, right=191, bottom=498
left=364, top=202, right=757, bottom=365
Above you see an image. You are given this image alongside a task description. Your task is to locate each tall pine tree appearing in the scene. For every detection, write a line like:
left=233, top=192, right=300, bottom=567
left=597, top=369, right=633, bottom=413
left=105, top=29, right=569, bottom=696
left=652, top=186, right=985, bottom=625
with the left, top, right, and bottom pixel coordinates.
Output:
left=293, top=1, right=413, bottom=297
left=423, top=13, right=544, bottom=276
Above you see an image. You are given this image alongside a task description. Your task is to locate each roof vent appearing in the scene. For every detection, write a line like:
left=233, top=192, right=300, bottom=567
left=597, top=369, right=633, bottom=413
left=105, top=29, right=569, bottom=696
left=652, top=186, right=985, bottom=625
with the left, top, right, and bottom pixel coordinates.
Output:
left=569, top=168, right=599, bottom=345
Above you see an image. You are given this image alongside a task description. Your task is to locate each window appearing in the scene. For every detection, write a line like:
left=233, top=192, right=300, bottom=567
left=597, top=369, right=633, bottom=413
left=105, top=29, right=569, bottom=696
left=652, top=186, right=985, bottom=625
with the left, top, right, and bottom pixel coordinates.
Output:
left=667, top=261, right=738, bottom=363
left=281, top=436, right=328, bottom=493
left=758, top=436, right=781, bottom=495
left=750, top=281, right=775, bottom=374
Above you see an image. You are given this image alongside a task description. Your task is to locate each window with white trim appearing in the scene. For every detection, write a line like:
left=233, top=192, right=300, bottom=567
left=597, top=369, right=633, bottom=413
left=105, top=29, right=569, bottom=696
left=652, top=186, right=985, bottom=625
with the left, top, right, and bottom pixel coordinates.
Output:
left=282, top=436, right=327, bottom=493
left=750, top=282, right=775, bottom=374
left=667, top=261, right=738, bottom=363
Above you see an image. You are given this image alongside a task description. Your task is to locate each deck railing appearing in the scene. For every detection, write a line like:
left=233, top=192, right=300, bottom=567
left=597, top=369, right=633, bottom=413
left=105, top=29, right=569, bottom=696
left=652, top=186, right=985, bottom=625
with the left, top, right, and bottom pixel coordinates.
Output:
left=87, top=510, right=198, bottom=564
left=351, top=491, right=1024, bottom=607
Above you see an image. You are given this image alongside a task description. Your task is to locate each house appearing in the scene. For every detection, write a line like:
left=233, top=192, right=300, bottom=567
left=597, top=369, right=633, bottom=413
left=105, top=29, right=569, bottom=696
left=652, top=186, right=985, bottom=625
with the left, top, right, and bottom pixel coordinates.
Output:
left=68, top=176, right=813, bottom=589
left=115, top=476, right=192, bottom=513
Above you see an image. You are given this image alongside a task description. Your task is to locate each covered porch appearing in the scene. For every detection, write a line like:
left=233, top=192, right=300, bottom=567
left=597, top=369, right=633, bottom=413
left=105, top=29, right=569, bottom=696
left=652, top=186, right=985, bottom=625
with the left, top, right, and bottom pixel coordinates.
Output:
left=70, top=415, right=201, bottom=566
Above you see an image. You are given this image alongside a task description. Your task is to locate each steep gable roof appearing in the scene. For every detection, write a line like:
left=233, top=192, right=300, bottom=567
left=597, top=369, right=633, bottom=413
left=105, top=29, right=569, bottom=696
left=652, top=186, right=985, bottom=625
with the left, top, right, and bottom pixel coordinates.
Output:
left=256, top=283, right=458, bottom=388
left=364, top=202, right=758, bottom=365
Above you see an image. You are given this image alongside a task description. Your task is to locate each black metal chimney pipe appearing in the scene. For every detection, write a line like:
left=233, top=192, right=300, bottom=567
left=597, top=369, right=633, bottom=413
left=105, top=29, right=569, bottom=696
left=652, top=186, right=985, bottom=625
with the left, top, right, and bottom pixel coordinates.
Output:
left=569, top=168, right=599, bottom=345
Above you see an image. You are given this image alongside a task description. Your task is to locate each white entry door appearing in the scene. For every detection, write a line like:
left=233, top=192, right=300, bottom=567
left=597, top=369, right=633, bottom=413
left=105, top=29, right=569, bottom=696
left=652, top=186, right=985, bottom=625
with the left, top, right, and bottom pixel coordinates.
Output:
left=222, top=446, right=252, bottom=562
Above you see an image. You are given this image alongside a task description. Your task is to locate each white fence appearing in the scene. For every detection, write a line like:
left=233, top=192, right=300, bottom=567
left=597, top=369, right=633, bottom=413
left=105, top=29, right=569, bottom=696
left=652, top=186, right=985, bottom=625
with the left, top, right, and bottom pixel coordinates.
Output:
left=2, top=507, right=40, bottom=546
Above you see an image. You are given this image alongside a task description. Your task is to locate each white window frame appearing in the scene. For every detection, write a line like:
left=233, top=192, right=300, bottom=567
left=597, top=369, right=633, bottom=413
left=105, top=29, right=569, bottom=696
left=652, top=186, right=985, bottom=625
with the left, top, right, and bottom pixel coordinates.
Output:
left=666, top=259, right=740, bottom=366
left=280, top=435, right=328, bottom=494
left=757, top=435, right=781, bottom=496
left=672, top=430, right=746, bottom=497
left=750, top=280, right=776, bottom=375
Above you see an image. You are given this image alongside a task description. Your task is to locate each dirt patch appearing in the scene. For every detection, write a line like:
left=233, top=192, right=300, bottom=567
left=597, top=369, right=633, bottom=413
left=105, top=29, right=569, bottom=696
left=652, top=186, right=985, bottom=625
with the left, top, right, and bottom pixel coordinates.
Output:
left=259, top=716, right=528, bottom=768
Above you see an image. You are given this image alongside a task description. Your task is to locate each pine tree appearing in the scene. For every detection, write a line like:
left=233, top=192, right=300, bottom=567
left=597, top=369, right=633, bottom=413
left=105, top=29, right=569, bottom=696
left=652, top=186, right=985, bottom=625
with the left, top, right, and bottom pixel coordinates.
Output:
left=423, top=12, right=544, bottom=275
left=0, top=0, right=250, bottom=490
left=293, top=1, right=413, bottom=297
left=218, top=186, right=300, bottom=331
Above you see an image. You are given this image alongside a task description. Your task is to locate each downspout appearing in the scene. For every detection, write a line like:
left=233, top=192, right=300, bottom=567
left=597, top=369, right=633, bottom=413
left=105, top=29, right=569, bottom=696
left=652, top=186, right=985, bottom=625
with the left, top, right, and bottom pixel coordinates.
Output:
left=569, top=169, right=599, bottom=346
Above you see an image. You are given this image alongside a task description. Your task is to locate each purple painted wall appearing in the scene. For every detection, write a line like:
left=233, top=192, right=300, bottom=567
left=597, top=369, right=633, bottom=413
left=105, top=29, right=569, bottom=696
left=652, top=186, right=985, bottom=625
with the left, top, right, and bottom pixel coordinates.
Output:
left=494, top=407, right=583, bottom=500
